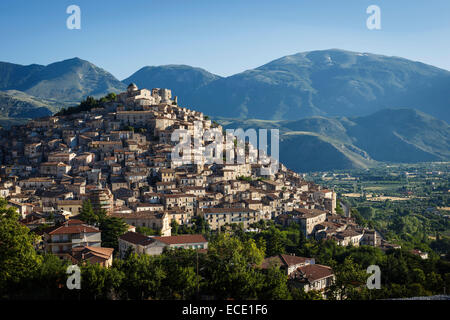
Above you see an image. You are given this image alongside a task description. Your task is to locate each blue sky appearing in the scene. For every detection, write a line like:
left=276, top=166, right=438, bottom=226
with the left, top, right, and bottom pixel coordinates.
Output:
left=0, top=0, right=449, bottom=79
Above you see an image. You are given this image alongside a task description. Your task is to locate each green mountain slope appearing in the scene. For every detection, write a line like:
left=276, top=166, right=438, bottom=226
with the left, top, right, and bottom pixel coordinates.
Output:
left=185, top=49, right=450, bottom=122
left=0, top=58, right=126, bottom=104
left=0, top=90, right=65, bottom=126
left=0, top=62, right=45, bottom=89
left=280, top=132, right=374, bottom=172
left=2, top=50, right=449, bottom=123
left=217, top=108, right=450, bottom=172
left=344, top=108, right=450, bottom=162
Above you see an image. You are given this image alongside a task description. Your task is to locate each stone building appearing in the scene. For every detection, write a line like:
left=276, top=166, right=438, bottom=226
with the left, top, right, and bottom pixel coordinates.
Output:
left=293, top=208, right=328, bottom=238
left=112, top=211, right=171, bottom=236
left=118, top=232, right=207, bottom=258
left=201, top=207, right=262, bottom=230
left=89, top=186, right=114, bottom=215
left=289, top=264, right=335, bottom=295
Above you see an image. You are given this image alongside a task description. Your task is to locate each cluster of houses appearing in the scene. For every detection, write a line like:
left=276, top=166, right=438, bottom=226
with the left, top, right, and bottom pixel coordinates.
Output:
left=260, top=254, right=335, bottom=295
left=276, top=207, right=378, bottom=246
left=37, top=217, right=208, bottom=266
left=0, top=84, right=389, bottom=294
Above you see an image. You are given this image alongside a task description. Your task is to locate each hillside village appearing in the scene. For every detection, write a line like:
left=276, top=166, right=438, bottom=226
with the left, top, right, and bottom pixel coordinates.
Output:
left=0, top=84, right=388, bottom=293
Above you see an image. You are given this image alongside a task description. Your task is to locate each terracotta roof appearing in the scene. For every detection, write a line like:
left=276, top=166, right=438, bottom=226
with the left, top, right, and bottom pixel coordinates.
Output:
left=66, top=219, right=85, bottom=225
left=156, top=181, right=176, bottom=186
left=152, top=234, right=207, bottom=245
left=203, top=208, right=254, bottom=213
left=293, top=264, right=334, bottom=282
left=71, top=246, right=114, bottom=262
left=44, top=220, right=99, bottom=235
left=261, top=254, right=312, bottom=269
left=21, top=177, right=54, bottom=182
left=335, top=229, right=362, bottom=239
left=279, top=254, right=312, bottom=267
left=119, top=231, right=155, bottom=246
left=293, top=208, right=327, bottom=218
left=85, top=246, right=114, bottom=256
left=112, top=211, right=165, bottom=219
left=244, top=200, right=262, bottom=204
left=47, top=224, right=100, bottom=235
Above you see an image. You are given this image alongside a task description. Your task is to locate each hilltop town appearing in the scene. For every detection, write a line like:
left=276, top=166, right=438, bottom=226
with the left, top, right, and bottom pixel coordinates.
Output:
left=0, top=84, right=386, bottom=290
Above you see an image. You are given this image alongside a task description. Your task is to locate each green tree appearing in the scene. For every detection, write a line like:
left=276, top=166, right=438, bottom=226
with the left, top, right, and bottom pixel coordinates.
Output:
left=290, top=287, right=323, bottom=300
left=327, top=257, right=367, bottom=300
left=192, top=215, right=210, bottom=234
left=78, top=200, right=98, bottom=225
left=205, top=234, right=265, bottom=299
left=99, top=216, right=128, bottom=250
left=28, top=253, right=70, bottom=299
left=411, top=268, right=426, bottom=285
left=79, top=201, right=126, bottom=250
left=335, top=201, right=344, bottom=215
left=158, top=249, right=199, bottom=299
left=80, top=262, right=124, bottom=300
left=171, top=220, right=179, bottom=235
left=350, top=208, right=367, bottom=227
left=117, top=253, right=166, bottom=300
left=425, top=272, right=443, bottom=293
left=265, top=227, right=285, bottom=256
left=136, top=226, right=160, bottom=236
left=105, top=92, right=117, bottom=101
left=0, top=199, right=40, bottom=297
left=298, top=229, right=306, bottom=250
left=259, top=266, right=291, bottom=299
left=357, top=206, right=375, bottom=220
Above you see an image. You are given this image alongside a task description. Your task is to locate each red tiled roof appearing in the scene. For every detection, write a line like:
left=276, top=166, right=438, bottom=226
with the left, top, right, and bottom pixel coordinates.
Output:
left=152, top=234, right=207, bottom=245
left=203, top=208, right=254, bottom=213
left=279, top=254, right=311, bottom=267
left=294, top=264, right=334, bottom=282
left=119, top=231, right=155, bottom=246
left=112, top=211, right=166, bottom=219
left=293, top=208, right=327, bottom=218
left=261, top=254, right=312, bottom=269
left=71, top=246, right=114, bottom=261
left=45, top=221, right=100, bottom=235
left=67, top=219, right=85, bottom=225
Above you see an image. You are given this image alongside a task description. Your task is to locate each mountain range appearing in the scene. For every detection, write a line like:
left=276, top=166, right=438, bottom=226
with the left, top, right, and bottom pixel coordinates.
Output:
left=0, top=57, right=126, bottom=110
left=0, top=49, right=448, bottom=171
left=217, top=108, right=450, bottom=172
left=125, top=49, right=450, bottom=122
